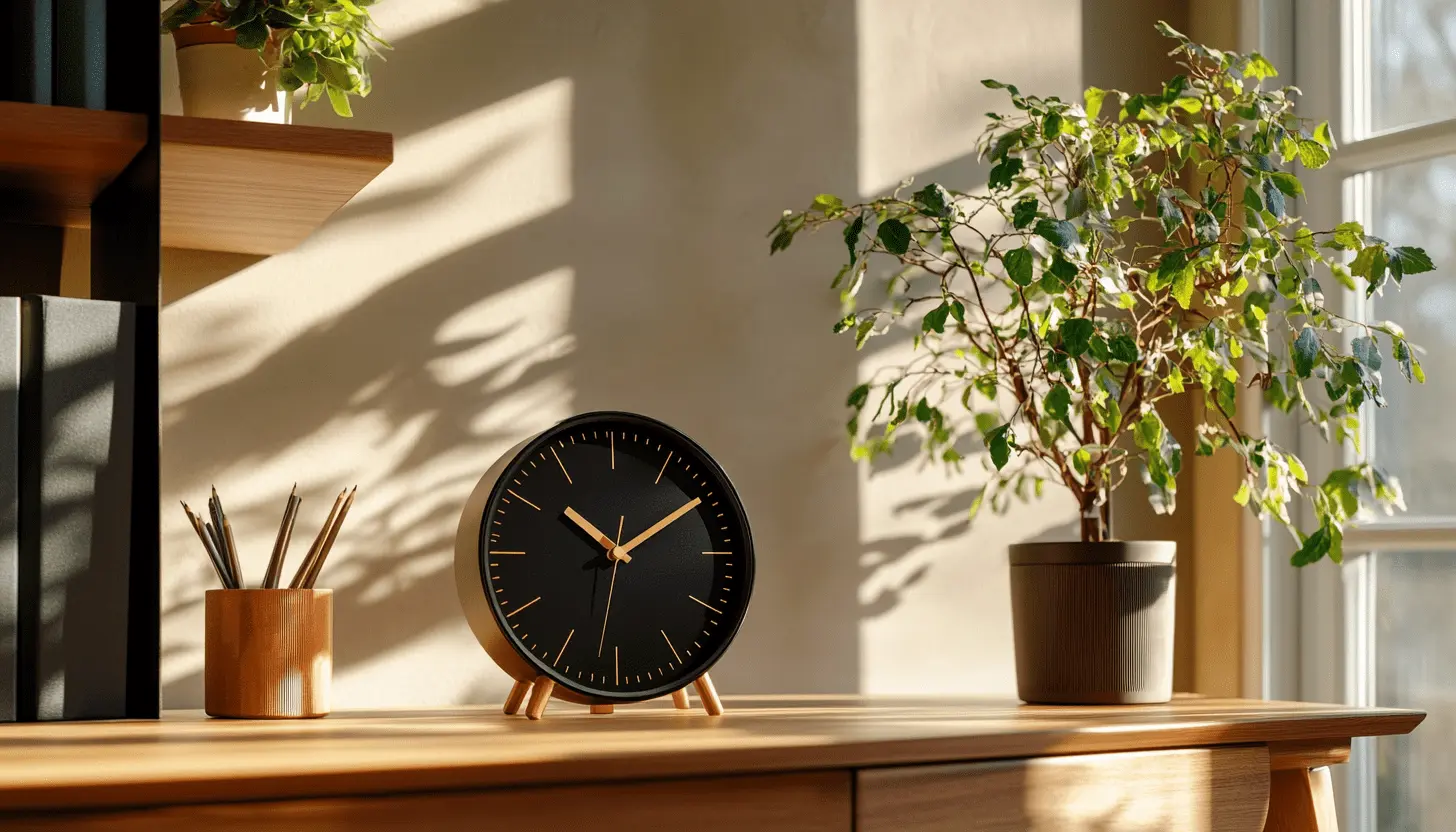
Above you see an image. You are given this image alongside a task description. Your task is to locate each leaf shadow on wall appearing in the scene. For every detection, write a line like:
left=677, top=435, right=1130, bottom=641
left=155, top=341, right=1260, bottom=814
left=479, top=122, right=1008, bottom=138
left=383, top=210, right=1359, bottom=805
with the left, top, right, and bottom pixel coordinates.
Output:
left=159, top=0, right=869, bottom=707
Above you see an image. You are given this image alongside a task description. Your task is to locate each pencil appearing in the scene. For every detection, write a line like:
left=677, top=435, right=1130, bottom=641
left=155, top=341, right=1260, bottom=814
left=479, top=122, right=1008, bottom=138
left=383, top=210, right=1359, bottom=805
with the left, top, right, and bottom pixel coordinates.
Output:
left=289, top=488, right=346, bottom=589
left=211, top=487, right=243, bottom=587
left=263, top=485, right=299, bottom=590
left=304, top=486, right=355, bottom=588
left=203, top=521, right=236, bottom=588
left=182, top=501, right=232, bottom=589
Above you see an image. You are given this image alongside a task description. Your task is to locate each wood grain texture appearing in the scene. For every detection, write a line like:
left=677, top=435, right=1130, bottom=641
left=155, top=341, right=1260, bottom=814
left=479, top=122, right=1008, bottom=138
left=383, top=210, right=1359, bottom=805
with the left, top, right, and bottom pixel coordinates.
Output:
left=0, top=697, right=1422, bottom=812
left=204, top=589, right=332, bottom=719
left=1268, top=740, right=1350, bottom=771
left=0, top=102, right=147, bottom=227
left=159, top=116, right=392, bottom=254
left=858, top=746, right=1270, bottom=832
left=1264, top=767, right=1340, bottom=832
left=6, top=772, right=852, bottom=832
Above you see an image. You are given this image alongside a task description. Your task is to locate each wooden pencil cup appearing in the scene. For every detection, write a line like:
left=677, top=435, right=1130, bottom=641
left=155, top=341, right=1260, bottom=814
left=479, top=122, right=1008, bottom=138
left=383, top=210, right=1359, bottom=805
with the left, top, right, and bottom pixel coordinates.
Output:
left=205, top=589, right=333, bottom=719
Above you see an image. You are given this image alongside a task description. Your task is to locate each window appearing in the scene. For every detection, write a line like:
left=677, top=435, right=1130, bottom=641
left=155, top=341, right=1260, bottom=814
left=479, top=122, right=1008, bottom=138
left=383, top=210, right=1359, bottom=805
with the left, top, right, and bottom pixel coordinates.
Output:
left=1292, top=1, right=1456, bottom=829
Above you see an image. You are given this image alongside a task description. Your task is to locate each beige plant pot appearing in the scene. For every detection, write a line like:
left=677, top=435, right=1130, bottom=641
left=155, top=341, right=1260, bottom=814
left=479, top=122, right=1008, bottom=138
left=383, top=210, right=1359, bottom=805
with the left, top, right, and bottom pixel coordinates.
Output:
left=173, top=25, right=291, bottom=123
left=1009, top=540, right=1176, bottom=705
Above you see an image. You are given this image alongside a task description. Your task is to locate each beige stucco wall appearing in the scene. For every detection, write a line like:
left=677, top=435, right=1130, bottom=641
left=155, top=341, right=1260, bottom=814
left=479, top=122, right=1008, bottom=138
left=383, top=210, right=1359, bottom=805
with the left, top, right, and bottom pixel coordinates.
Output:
left=156, top=0, right=1189, bottom=708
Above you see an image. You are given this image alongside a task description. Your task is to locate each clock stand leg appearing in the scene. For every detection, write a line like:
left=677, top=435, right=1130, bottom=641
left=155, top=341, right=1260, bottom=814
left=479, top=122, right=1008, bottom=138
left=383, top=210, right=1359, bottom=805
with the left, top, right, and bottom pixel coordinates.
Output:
left=503, top=680, right=531, bottom=716
left=693, top=673, right=724, bottom=716
left=590, top=704, right=614, bottom=714
left=525, top=678, right=554, bottom=721
left=670, top=688, right=691, bottom=710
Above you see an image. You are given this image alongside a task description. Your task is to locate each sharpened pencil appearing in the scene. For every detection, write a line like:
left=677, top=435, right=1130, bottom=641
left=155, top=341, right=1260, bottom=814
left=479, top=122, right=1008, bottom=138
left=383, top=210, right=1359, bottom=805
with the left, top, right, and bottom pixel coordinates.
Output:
left=289, top=488, right=346, bottom=589
left=304, top=486, right=355, bottom=588
left=182, top=501, right=233, bottom=589
left=263, top=485, right=299, bottom=589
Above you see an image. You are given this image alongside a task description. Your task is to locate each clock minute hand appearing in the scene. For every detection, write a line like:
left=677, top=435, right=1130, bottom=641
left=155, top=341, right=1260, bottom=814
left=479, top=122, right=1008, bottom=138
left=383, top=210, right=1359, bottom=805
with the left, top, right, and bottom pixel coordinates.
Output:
left=619, top=497, right=702, bottom=556
left=564, top=506, right=631, bottom=562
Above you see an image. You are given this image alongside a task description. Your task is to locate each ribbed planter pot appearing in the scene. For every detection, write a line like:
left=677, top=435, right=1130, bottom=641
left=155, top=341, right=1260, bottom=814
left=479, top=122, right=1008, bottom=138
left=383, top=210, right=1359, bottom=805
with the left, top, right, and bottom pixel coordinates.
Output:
left=172, top=24, right=291, bottom=123
left=1009, top=540, right=1175, bottom=705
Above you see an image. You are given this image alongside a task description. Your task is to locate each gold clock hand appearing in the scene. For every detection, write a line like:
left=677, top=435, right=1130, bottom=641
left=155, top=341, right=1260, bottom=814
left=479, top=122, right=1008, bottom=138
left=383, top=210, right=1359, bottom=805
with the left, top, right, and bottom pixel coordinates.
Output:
left=619, top=497, right=702, bottom=556
left=565, top=506, right=630, bottom=563
left=597, top=515, right=625, bottom=657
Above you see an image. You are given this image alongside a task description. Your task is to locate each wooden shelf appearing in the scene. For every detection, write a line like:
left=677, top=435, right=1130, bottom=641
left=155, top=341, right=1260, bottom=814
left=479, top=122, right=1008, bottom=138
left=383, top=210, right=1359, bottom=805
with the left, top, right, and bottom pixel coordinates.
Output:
left=0, top=102, right=147, bottom=228
left=160, top=116, right=393, bottom=255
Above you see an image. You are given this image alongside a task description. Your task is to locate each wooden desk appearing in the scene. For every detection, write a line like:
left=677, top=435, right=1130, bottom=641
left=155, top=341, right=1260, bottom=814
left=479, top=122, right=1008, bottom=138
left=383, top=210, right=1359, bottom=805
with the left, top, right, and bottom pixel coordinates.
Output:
left=0, top=696, right=1422, bottom=831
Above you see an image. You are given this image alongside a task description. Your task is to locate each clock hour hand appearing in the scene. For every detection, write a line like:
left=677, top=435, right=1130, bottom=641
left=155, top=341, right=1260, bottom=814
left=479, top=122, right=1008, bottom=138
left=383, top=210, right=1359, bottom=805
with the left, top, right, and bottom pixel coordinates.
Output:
left=564, top=506, right=631, bottom=562
left=619, top=497, right=702, bottom=556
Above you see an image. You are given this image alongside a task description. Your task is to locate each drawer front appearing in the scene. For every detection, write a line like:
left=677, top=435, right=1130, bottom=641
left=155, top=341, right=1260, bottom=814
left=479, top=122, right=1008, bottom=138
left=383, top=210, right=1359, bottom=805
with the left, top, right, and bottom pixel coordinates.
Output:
left=5, top=771, right=852, bottom=832
left=858, top=746, right=1269, bottom=832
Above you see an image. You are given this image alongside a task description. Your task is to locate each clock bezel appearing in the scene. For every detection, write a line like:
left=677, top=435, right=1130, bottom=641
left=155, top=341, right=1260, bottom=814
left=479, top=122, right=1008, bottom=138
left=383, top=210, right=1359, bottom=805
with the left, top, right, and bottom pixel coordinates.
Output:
left=454, top=411, right=755, bottom=705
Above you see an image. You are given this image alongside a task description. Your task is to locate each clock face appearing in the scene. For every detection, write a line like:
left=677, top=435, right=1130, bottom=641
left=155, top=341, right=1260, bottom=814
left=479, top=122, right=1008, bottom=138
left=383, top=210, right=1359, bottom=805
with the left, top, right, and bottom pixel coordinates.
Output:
left=474, top=412, right=754, bottom=702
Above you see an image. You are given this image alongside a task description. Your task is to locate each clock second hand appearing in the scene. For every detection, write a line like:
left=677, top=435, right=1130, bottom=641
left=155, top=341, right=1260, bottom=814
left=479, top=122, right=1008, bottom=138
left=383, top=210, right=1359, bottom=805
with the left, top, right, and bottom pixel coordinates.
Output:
left=597, top=515, right=624, bottom=658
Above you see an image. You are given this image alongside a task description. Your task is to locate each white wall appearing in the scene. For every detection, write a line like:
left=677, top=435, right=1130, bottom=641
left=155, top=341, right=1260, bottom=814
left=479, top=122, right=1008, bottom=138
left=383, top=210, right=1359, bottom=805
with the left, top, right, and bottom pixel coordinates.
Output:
left=158, top=0, right=1177, bottom=708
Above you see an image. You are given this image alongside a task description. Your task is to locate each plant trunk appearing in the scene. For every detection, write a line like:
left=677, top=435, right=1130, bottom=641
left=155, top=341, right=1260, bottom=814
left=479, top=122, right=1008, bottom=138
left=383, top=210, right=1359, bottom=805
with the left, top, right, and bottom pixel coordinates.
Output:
left=1079, top=488, right=1112, bottom=542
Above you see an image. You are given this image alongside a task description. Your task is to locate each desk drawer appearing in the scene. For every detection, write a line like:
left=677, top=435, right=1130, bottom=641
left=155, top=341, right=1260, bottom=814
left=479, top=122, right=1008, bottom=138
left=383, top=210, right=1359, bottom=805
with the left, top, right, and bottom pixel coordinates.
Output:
left=5, top=771, right=852, bottom=832
left=857, top=746, right=1269, bottom=832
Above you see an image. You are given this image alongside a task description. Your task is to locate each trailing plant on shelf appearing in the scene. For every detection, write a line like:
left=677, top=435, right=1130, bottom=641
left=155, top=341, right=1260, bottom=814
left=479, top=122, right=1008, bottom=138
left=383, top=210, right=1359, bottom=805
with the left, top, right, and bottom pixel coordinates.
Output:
left=768, top=23, right=1432, bottom=564
left=161, top=0, right=389, bottom=117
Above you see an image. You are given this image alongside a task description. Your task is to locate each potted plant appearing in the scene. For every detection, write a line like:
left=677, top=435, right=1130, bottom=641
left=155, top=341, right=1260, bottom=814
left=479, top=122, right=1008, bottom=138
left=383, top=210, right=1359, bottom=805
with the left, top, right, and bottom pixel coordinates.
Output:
left=161, top=0, right=388, bottom=121
left=768, top=23, right=1433, bottom=704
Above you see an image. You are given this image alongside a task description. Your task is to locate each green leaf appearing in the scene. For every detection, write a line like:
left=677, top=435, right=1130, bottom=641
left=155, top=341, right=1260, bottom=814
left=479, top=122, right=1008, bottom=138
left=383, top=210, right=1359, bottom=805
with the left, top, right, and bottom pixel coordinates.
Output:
left=844, top=214, right=865, bottom=264
left=234, top=18, right=269, bottom=49
left=1134, top=411, right=1164, bottom=451
left=1193, top=209, right=1219, bottom=243
left=1084, top=86, right=1106, bottom=120
left=1157, top=190, right=1182, bottom=237
left=1262, top=177, right=1286, bottom=218
left=984, top=424, right=1015, bottom=470
left=1297, top=140, right=1330, bottom=169
left=290, top=51, right=319, bottom=83
left=854, top=318, right=876, bottom=349
left=1270, top=172, right=1303, bottom=197
left=1168, top=365, right=1185, bottom=393
left=1034, top=218, right=1080, bottom=250
left=1171, top=266, right=1196, bottom=309
left=1233, top=482, right=1251, bottom=506
left=1003, top=247, right=1034, bottom=286
left=912, top=185, right=949, bottom=218
left=877, top=218, right=911, bottom=255
left=1314, top=121, right=1335, bottom=148
left=813, top=193, right=845, bottom=214
left=846, top=384, right=871, bottom=409
left=1046, top=254, right=1078, bottom=287
left=914, top=398, right=933, bottom=422
left=1012, top=197, right=1038, bottom=229
left=1291, top=524, right=1331, bottom=567
left=1243, top=184, right=1263, bottom=213
left=1293, top=327, right=1320, bottom=378
left=1042, top=112, right=1063, bottom=139
left=1245, top=52, right=1279, bottom=81
left=922, top=303, right=951, bottom=334
left=1394, top=339, right=1416, bottom=382
left=1351, top=335, right=1382, bottom=370
left=1389, top=246, right=1435, bottom=277
left=1155, top=20, right=1188, bottom=40
left=1109, top=335, right=1139, bottom=363
left=988, top=157, right=1024, bottom=190
left=1059, top=318, right=1095, bottom=357
left=1043, top=383, right=1072, bottom=427
left=1064, top=185, right=1089, bottom=220
left=1332, top=221, right=1364, bottom=250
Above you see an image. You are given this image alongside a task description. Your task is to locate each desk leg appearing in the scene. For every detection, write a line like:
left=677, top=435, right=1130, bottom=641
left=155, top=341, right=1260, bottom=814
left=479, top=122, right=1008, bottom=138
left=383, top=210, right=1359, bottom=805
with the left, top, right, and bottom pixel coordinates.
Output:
left=1265, top=766, right=1339, bottom=832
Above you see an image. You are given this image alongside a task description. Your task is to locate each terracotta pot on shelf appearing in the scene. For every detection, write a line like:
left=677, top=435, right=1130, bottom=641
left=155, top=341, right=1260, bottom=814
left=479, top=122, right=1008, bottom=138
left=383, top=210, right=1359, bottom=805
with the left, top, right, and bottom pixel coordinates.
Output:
left=1009, top=540, right=1176, bottom=705
left=172, top=24, right=291, bottom=123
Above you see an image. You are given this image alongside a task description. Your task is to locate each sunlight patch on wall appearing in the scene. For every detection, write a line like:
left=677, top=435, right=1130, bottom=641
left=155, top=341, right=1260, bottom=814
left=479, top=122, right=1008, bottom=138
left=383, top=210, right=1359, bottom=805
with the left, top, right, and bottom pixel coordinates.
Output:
left=368, top=0, right=508, bottom=42
left=855, top=0, right=1081, bottom=196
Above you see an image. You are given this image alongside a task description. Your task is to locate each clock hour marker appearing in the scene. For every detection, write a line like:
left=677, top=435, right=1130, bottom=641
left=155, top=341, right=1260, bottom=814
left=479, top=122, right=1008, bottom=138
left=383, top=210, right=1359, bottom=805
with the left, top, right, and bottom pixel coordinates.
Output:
left=506, top=489, right=540, bottom=511
left=614, top=646, right=619, bottom=685
left=703, top=551, right=732, bottom=555
left=550, top=447, right=573, bottom=485
left=610, top=433, right=615, bottom=469
left=553, top=629, right=574, bottom=666
left=661, top=630, right=682, bottom=663
left=489, top=550, right=525, bottom=555
left=688, top=595, right=723, bottom=614
left=506, top=596, right=541, bottom=618
left=654, top=452, right=672, bottom=485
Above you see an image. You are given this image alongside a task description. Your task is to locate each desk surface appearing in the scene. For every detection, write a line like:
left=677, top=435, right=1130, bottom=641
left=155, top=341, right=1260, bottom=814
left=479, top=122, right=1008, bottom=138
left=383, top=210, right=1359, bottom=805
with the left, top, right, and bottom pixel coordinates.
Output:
left=0, top=696, right=1423, bottom=812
